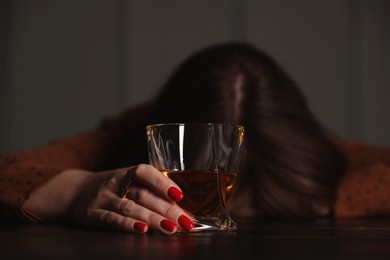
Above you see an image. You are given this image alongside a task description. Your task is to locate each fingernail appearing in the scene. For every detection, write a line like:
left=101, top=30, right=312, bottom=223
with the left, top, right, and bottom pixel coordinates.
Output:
left=178, top=215, right=194, bottom=232
left=168, top=186, right=183, bottom=202
left=160, top=219, right=176, bottom=233
left=134, top=222, right=148, bottom=233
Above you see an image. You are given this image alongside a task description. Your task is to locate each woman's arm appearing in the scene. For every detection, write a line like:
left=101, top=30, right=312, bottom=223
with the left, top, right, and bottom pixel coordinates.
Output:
left=332, top=137, right=390, bottom=217
left=0, top=101, right=153, bottom=221
left=0, top=101, right=194, bottom=233
left=0, top=129, right=125, bottom=221
left=21, top=165, right=193, bottom=234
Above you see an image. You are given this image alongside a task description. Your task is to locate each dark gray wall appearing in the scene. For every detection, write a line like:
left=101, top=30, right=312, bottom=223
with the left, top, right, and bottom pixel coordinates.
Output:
left=1, top=0, right=389, bottom=153
left=0, top=0, right=11, bottom=151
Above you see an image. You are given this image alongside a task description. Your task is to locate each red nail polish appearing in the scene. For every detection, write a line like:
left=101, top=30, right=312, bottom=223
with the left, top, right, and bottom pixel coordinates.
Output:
left=160, top=219, right=176, bottom=232
left=178, top=215, right=194, bottom=232
left=134, top=222, right=147, bottom=233
left=168, top=186, right=183, bottom=202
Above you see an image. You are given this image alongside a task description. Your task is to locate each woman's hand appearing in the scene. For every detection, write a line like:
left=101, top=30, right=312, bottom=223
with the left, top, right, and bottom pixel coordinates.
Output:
left=22, top=164, right=194, bottom=234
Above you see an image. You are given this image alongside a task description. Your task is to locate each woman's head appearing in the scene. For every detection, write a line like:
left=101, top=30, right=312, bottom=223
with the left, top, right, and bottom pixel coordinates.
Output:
left=151, top=42, right=309, bottom=124
left=149, top=42, right=346, bottom=218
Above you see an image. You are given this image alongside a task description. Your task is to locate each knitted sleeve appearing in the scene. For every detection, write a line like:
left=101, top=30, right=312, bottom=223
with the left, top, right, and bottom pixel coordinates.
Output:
left=0, top=129, right=121, bottom=221
left=333, top=137, right=390, bottom=217
left=0, top=101, right=153, bottom=221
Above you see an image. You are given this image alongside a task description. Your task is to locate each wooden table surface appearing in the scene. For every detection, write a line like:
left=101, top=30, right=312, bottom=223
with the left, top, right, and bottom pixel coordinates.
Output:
left=2, top=217, right=390, bottom=259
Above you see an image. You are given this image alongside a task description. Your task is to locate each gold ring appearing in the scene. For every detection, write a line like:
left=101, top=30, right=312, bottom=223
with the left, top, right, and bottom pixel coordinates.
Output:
left=120, top=179, right=132, bottom=198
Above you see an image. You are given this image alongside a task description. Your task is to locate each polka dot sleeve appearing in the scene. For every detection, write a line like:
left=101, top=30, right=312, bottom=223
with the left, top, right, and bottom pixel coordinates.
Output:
left=333, top=138, right=390, bottom=217
left=0, top=101, right=153, bottom=222
left=0, top=129, right=118, bottom=221
left=0, top=157, right=65, bottom=220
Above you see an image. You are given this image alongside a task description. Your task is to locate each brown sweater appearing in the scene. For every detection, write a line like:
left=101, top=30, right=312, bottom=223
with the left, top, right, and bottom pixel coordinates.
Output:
left=0, top=102, right=152, bottom=220
left=332, top=137, right=390, bottom=217
left=1, top=102, right=390, bottom=220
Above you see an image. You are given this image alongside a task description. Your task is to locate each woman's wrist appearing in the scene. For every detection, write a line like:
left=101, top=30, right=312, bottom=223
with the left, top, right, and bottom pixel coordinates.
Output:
left=21, top=169, right=94, bottom=223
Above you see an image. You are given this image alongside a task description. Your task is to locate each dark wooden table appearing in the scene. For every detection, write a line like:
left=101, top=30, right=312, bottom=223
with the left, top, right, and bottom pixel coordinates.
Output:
left=2, top=217, right=390, bottom=259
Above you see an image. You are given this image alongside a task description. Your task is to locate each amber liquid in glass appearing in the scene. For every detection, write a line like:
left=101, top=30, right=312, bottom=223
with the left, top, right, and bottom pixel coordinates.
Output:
left=161, top=170, right=237, bottom=231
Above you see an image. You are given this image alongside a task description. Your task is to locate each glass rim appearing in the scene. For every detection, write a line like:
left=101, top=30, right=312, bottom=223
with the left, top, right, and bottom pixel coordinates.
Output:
left=146, top=123, right=244, bottom=128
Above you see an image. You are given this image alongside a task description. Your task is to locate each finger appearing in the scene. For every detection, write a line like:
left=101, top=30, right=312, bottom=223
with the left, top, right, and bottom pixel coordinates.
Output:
left=117, top=196, right=179, bottom=234
left=89, top=208, right=148, bottom=233
left=125, top=185, right=194, bottom=232
left=99, top=194, right=179, bottom=234
left=105, top=165, right=183, bottom=202
left=130, top=164, right=184, bottom=202
left=101, top=165, right=194, bottom=232
left=103, top=168, right=132, bottom=195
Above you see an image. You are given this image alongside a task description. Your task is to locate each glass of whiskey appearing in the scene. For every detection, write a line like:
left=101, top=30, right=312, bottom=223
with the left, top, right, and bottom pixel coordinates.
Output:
left=146, top=123, right=244, bottom=232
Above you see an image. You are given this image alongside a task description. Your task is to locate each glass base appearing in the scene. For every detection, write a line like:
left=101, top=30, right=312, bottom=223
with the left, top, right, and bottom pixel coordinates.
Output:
left=185, top=215, right=238, bottom=232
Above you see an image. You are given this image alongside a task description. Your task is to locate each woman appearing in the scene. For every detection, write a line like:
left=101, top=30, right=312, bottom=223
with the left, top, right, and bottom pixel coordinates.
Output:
left=148, top=43, right=346, bottom=219
left=1, top=42, right=389, bottom=234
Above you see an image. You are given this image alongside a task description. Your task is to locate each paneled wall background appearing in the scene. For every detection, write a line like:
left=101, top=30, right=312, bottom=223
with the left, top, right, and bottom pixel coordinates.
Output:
left=0, top=0, right=389, bottom=153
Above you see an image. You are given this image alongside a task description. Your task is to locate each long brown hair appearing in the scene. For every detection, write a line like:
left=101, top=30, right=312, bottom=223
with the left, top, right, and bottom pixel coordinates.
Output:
left=148, top=42, right=346, bottom=218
